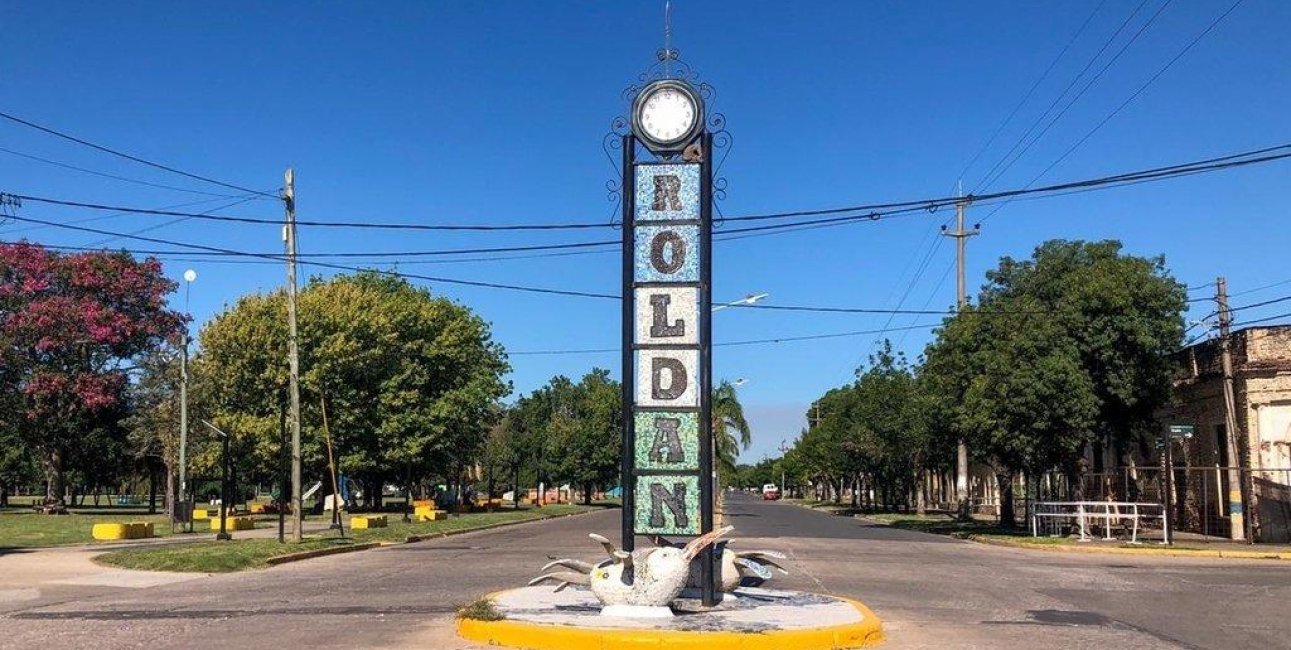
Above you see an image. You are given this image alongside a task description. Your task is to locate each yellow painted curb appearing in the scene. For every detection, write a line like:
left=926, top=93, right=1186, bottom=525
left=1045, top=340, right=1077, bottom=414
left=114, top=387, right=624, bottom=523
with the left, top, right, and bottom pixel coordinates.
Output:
left=967, top=535, right=1291, bottom=560
left=457, top=595, right=884, bottom=650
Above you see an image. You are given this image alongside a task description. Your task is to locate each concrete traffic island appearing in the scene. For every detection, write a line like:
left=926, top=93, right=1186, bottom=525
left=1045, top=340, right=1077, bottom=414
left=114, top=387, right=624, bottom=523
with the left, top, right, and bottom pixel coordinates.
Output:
left=457, top=585, right=885, bottom=649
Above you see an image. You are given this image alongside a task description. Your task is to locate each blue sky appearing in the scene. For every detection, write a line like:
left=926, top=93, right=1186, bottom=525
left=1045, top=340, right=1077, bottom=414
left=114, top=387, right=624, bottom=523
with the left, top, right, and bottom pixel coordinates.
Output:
left=2, top=1, right=1288, bottom=462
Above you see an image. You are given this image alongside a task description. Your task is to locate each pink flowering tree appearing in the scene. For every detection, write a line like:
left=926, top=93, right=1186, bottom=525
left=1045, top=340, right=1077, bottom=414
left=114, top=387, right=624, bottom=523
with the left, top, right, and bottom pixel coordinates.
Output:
left=0, top=242, right=183, bottom=510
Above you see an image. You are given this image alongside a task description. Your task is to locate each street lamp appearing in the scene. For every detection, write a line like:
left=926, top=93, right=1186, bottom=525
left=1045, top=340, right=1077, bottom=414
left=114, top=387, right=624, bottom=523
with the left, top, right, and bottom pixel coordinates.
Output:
left=733, top=378, right=748, bottom=386
left=178, top=269, right=196, bottom=532
left=712, top=292, right=769, bottom=312
left=200, top=419, right=233, bottom=541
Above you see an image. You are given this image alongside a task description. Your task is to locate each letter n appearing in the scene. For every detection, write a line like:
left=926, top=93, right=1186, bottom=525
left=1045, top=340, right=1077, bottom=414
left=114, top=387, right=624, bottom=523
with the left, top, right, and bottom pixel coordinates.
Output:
left=649, top=481, right=690, bottom=529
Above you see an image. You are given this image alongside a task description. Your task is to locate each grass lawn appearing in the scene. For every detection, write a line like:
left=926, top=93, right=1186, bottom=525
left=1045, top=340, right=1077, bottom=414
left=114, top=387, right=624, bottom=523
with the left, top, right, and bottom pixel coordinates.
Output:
left=93, top=502, right=606, bottom=573
left=0, top=510, right=177, bottom=548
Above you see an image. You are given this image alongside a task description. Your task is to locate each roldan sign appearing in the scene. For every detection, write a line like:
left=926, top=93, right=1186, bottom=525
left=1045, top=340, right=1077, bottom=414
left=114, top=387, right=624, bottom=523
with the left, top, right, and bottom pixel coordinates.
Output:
left=630, top=162, right=704, bottom=537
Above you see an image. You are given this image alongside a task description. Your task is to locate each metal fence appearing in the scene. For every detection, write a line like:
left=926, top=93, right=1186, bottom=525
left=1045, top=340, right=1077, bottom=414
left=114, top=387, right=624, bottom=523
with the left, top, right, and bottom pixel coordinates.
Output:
left=1022, top=466, right=1291, bottom=543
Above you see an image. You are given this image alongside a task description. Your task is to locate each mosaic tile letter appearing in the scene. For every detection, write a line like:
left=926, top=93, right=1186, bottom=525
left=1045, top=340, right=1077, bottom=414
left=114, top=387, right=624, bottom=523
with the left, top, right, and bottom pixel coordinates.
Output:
left=634, top=225, right=699, bottom=283
left=634, top=164, right=700, bottom=222
left=634, top=286, right=698, bottom=346
left=634, top=411, right=700, bottom=471
left=634, top=474, right=700, bottom=536
left=635, top=349, right=699, bottom=408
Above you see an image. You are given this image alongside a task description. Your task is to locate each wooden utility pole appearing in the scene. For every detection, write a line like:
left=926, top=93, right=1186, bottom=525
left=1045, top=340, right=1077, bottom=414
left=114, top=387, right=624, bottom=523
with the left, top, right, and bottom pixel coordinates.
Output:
left=283, top=168, right=303, bottom=543
left=1216, top=277, right=1246, bottom=541
left=942, top=199, right=978, bottom=519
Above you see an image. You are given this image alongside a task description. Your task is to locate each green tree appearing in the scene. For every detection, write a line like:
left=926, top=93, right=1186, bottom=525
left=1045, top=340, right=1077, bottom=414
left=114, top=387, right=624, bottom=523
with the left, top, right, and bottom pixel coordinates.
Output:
left=981, top=240, right=1186, bottom=473
left=196, top=272, right=509, bottom=507
left=712, top=380, right=751, bottom=483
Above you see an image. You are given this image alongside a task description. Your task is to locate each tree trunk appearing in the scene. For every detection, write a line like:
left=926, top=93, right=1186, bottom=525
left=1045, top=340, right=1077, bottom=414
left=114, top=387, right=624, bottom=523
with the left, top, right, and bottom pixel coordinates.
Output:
left=512, top=465, right=520, bottom=508
left=147, top=461, right=158, bottom=514
left=164, top=461, right=176, bottom=518
left=583, top=482, right=593, bottom=506
left=916, top=469, right=927, bottom=516
left=997, top=470, right=1016, bottom=528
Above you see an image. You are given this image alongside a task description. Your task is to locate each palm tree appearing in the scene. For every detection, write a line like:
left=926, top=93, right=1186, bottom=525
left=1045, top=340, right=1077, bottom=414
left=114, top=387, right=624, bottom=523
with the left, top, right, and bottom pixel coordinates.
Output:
left=711, top=380, right=751, bottom=481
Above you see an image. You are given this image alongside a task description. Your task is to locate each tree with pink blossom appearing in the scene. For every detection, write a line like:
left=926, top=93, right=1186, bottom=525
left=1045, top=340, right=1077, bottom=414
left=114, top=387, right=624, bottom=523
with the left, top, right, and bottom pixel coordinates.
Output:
left=0, top=242, right=183, bottom=511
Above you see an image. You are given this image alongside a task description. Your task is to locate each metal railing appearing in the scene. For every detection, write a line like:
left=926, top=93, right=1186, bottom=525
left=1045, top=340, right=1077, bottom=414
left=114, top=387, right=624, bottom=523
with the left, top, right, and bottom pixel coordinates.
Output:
left=1030, top=466, right=1291, bottom=543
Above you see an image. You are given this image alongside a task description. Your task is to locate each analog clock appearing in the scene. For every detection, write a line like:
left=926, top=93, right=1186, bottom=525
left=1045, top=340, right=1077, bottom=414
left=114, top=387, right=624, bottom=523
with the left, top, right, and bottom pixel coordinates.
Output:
left=631, top=80, right=704, bottom=154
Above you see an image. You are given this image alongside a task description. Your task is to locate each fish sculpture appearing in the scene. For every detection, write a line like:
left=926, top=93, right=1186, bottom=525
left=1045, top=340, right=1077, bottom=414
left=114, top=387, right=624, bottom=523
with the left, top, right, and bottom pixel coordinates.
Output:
left=529, top=526, right=733, bottom=614
left=648, top=535, right=788, bottom=591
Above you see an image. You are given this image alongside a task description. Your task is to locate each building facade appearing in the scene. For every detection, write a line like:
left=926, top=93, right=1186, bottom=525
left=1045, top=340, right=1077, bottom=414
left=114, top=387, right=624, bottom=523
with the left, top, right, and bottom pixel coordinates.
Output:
left=1160, top=325, right=1291, bottom=542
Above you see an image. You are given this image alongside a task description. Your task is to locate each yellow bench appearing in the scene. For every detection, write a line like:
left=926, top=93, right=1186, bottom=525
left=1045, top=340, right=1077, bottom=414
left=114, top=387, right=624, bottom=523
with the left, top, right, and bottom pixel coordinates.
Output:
left=92, top=521, right=154, bottom=540
left=209, top=515, right=255, bottom=531
left=351, top=515, right=387, bottom=529
left=414, top=505, right=447, bottom=521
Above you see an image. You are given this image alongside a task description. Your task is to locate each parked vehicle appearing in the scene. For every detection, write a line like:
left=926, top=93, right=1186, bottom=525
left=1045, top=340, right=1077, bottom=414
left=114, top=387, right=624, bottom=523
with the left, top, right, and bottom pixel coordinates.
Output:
left=762, top=484, right=781, bottom=500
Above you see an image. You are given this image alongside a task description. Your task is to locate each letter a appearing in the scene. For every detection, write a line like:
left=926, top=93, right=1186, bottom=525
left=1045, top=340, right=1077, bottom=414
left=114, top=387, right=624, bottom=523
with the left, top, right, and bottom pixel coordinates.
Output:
left=648, top=417, right=684, bottom=464
left=649, top=481, right=690, bottom=529
left=652, top=357, right=688, bottom=400
left=652, top=175, right=683, bottom=211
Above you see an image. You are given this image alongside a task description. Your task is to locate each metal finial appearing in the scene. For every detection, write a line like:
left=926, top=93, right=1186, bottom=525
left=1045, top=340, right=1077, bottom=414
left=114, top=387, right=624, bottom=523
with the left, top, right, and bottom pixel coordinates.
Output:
left=659, top=0, right=678, bottom=75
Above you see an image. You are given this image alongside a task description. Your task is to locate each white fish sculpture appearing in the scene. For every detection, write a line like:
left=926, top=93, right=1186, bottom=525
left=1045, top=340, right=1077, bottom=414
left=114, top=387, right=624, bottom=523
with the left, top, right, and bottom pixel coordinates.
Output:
left=530, top=526, right=733, bottom=616
left=648, top=535, right=788, bottom=591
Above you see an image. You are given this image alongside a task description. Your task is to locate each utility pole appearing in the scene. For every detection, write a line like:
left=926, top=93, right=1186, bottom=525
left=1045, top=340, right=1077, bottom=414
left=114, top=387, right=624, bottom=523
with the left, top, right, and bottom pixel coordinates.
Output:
left=1216, top=277, right=1246, bottom=541
left=778, top=439, right=790, bottom=497
left=178, top=319, right=190, bottom=531
left=942, top=199, right=979, bottom=520
left=283, top=168, right=303, bottom=543
left=178, top=269, right=196, bottom=533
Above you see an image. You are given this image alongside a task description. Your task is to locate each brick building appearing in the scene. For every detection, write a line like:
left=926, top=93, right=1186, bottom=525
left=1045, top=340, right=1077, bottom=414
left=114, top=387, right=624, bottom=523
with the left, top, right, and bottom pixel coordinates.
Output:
left=1159, top=325, right=1291, bottom=542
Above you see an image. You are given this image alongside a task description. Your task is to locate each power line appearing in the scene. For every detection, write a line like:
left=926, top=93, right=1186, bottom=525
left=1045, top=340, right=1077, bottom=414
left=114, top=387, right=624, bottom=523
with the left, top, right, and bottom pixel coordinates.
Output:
left=1230, top=277, right=1291, bottom=298
left=0, top=214, right=618, bottom=300
left=979, top=0, right=1245, bottom=223
left=0, top=110, right=279, bottom=199
left=972, top=0, right=1153, bottom=193
left=8, top=139, right=1290, bottom=244
left=976, top=0, right=1173, bottom=192
left=1232, top=311, right=1291, bottom=329
left=509, top=323, right=944, bottom=356
left=0, top=146, right=260, bottom=199
left=955, top=0, right=1108, bottom=184
left=1228, top=293, right=1291, bottom=314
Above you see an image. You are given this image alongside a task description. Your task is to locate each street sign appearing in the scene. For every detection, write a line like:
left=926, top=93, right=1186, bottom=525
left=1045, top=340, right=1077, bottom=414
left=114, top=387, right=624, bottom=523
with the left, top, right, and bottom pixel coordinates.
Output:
left=1168, top=424, right=1195, bottom=438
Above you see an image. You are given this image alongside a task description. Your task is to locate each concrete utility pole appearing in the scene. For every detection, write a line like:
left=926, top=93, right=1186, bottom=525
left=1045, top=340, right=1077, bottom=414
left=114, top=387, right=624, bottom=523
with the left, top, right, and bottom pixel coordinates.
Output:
left=178, top=269, right=195, bottom=532
left=1216, top=277, right=1246, bottom=541
left=942, top=199, right=978, bottom=519
left=283, top=168, right=303, bottom=543
left=778, top=439, right=790, bottom=496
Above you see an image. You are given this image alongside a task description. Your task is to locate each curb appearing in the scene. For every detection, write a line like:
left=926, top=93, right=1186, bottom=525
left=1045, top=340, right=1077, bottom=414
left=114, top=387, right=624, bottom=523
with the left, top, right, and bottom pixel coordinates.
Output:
left=403, top=508, right=600, bottom=544
left=457, top=590, right=885, bottom=650
left=263, top=508, right=605, bottom=567
left=964, top=534, right=1291, bottom=561
left=265, top=541, right=383, bottom=565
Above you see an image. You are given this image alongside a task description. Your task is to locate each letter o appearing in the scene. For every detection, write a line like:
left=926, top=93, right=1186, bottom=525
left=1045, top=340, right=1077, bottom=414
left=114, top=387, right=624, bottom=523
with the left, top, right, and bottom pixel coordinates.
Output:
left=650, top=230, right=686, bottom=275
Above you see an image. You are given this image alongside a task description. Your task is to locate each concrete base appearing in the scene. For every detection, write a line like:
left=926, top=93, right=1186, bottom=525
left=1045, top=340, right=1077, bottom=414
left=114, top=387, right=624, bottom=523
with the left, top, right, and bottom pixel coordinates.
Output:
left=599, top=604, right=675, bottom=618
left=458, top=585, right=884, bottom=649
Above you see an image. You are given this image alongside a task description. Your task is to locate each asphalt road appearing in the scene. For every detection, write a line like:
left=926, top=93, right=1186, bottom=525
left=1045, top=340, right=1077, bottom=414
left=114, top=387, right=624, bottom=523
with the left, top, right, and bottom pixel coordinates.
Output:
left=0, top=496, right=1288, bottom=649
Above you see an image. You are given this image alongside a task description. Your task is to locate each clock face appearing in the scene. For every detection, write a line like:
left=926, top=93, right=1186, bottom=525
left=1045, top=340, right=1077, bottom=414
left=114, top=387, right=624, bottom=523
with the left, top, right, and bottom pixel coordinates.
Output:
left=636, top=82, right=700, bottom=148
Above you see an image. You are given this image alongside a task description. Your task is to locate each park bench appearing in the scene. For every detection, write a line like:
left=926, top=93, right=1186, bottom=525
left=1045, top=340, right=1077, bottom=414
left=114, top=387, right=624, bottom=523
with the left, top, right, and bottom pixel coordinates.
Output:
left=351, top=515, right=387, bottom=529
left=1031, top=501, right=1163, bottom=543
left=91, top=521, right=154, bottom=540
